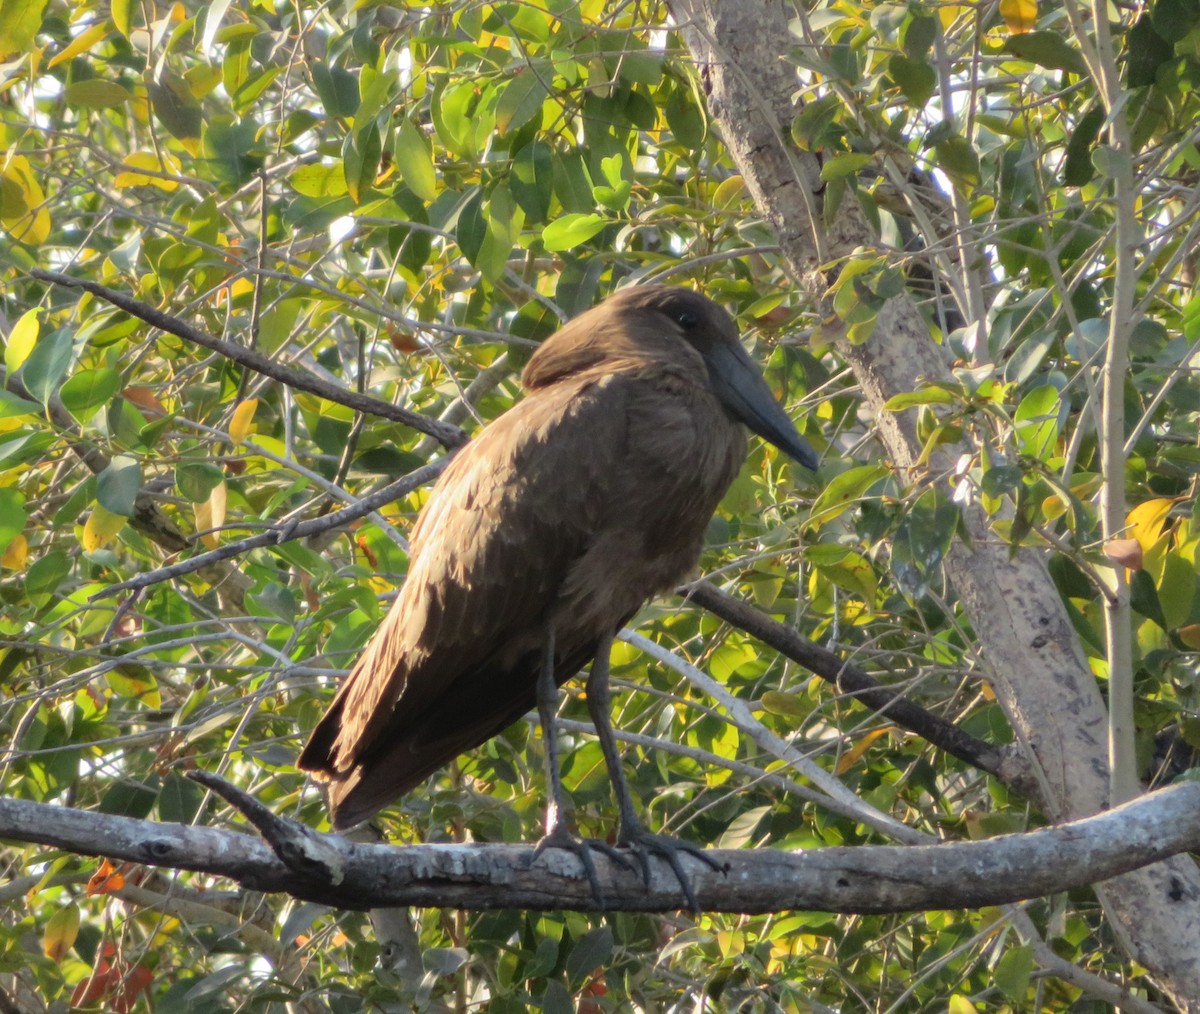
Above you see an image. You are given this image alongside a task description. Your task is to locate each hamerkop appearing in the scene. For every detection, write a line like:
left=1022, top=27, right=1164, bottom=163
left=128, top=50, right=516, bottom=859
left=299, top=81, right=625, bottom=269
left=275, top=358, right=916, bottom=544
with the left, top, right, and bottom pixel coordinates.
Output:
left=299, top=284, right=819, bottom=906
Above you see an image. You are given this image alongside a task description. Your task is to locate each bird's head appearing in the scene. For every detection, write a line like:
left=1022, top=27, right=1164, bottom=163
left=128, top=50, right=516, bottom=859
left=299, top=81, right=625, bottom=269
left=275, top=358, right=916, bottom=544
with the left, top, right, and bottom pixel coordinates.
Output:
left=523, top=284, right=820, bottom=472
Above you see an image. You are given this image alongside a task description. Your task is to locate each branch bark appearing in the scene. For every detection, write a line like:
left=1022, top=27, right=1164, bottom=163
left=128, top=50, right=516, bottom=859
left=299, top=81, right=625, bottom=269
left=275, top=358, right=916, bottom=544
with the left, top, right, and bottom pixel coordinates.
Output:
left=666, top=1, right=1200, bottom=1006
left=2, top=781, right=1199, bottom=916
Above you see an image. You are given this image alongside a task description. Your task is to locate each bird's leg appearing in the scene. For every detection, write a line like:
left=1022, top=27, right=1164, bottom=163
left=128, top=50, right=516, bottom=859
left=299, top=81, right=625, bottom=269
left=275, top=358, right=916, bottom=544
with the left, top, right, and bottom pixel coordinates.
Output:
left=535, top=631, right=570, bottom=840
left=532, top=630, right=628, bottom=908
left=586, top=632, right=723, bottom=912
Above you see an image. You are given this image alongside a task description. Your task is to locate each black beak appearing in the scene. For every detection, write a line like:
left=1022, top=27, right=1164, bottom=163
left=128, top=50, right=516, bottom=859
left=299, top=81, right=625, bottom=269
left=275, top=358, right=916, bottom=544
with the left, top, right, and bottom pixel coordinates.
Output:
left=705, top=340, right=820, bottom=472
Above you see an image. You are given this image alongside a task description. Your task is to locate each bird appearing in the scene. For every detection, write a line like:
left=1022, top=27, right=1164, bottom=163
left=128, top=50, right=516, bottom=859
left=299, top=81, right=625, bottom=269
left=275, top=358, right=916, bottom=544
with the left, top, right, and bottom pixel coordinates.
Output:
left=298, top=283, right=819, bottom=907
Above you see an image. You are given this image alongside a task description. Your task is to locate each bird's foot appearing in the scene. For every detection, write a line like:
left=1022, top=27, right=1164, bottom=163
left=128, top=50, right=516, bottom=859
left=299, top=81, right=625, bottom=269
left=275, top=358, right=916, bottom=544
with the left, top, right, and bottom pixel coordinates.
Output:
left=613, top=826, right=724, bottom=913
left=532, top=825, right=639, bottom=911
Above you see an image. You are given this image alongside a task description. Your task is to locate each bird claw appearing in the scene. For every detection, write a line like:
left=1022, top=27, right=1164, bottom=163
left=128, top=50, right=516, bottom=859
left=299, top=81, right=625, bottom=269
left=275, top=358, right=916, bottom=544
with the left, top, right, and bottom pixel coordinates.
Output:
left=613, top=828, right=724, bottom=913
left=532, top=827, right=639, bottom=910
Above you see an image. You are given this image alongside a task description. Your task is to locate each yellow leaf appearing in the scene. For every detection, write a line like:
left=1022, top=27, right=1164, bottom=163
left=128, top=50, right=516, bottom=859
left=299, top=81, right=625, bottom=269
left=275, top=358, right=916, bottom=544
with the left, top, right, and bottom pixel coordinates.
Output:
left=2, top=532, right=27, bottom=570
left=47, top=22, right=108, bottom=68
left=1128, top=497, right=1175, bottom=552
left=948, top=995, right=978, bottom=1014
left=82, top=502, right=126, bottom=552
left=194, top=480, right=226, bottom=549
left=4, top=306, right=40, bottom=372
left=114, top=150, right=181, bottom=191
left=229, top=397, right=258, bottom=443
left=999, top=0, right=1037, bottom=33
left=0, top=154, right=51, bottom=245
left=42, top=902, right=80, bottom=961
left=111, top=0, right=132, bottom=37
left=1178, top=624, right=1200, bottom=650
left=836, top=727, right=891, bottom=774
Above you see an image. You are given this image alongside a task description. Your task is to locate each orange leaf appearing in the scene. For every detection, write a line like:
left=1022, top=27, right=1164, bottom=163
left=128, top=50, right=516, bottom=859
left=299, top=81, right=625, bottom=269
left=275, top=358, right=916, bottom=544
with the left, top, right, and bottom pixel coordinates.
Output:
left=87, top=858, right=127, bottom=896
left=1104, top=538, right=1143, bottom=571
left=836, top=727, right=891, bottom=774
left=1178, top=625, right=1200, bottom=650
left=122, top=386, right=167, bottom=419
left=2, top=532, right=27, bottom=570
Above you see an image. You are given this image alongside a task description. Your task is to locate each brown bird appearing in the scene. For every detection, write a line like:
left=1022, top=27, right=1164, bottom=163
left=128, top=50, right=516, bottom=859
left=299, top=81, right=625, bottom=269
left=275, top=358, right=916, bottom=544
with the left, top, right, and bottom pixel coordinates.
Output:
left=298, top=284, right=818, bottom=905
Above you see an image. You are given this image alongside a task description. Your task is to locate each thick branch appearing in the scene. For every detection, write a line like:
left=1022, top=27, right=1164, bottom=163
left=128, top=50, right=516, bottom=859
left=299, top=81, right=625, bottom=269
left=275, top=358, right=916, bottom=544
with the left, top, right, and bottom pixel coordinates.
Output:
left=2, top=783, right=1200, bottom=913
left=28, top=269, right=468, bottom=450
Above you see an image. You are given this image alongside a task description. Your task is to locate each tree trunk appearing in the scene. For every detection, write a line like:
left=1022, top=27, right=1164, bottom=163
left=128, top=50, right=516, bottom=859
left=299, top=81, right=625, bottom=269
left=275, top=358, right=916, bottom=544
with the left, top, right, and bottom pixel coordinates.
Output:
left=666, top=0, right=1200, bottom=1006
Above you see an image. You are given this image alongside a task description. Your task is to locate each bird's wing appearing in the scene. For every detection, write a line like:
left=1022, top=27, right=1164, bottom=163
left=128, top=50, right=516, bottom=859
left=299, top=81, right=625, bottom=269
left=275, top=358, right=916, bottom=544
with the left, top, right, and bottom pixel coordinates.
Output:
left=298, top=374, right=634, bottom=798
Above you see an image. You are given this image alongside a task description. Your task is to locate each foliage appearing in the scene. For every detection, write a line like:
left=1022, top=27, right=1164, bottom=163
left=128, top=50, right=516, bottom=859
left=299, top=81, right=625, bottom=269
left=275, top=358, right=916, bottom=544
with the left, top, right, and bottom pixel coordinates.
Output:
left=0, top=0, right=1199, bottom=1010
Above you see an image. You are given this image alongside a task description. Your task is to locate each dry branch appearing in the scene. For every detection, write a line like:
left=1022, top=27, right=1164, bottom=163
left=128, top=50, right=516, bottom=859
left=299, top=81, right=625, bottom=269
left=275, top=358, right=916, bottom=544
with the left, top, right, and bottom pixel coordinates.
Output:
left=2, top=779, right=1199, bottom=914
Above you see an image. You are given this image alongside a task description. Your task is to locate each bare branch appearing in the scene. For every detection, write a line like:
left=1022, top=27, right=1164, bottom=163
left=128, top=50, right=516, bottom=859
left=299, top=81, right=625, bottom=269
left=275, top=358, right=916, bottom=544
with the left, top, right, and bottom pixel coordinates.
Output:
left=28, top=268, right=469, bottom=450
left=2, top=781, right=1199, bottom=914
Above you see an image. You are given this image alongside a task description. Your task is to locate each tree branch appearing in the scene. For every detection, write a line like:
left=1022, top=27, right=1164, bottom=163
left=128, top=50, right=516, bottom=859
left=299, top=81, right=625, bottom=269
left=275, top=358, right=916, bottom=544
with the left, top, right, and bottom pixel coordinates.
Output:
left=3, top=779, right=1200, bottom=914
left=682, top=581, right=1039, bottom=798
left=27, top=268, right=469, bottom=451
left=90, top=459, right=449, bottom=600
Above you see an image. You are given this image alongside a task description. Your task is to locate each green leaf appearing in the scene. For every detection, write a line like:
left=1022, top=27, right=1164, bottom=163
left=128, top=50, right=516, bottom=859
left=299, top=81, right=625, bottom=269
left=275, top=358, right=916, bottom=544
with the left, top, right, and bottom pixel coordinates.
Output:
left=981, top=464, right=1024, bottom=497
left=1126, top=15, right=1173, bottom=87
left=820, top=152, right=873, bottom=182
left=994, top=944, right=1035, bottom=1003
left=541, top=212, right=607, bottom=252
left=1004, top=328, right=1057, bottom=385
left=310, top=61, right=358, bottom=118
left=1003, top=31, right=1088, bottom=75
left=760, top=691, right=808, bottom=719
left=26, top=548, right=70, bottom=599
left=393, top=117, right=437, bottom=202
left=343, top=121, right=381, bottom=203
left=59, top=368, right=121, bottom=421
left=1070, top=105, right=1104, bottom=187
left=148, top=74, right=202, bottom=145
left=540, top=981, right=572, bottom=1014
left=1091, top=145, right=1131, bottom=179
left=289, top=163, right=348, bottom=198
left=64, top=80, right=133, bottom=109
left=20, top=327, right=75, bottom=406
left=902, top=13, right=937, bottom=60
left=1153, top=0, right=1200, bottom=43
left=1013, top=384, right=1062, bottom=459
left=0, top=0, right=48, bottom=58
left=888, top=54, right=936, bottom=107
left=565, top=926, right=613, bottom=988
left=934, top=136, right=980, bottom=186
left=176, top=461, right=225, bottom=503
left=0, top=387, right=38, bottom=420
left=96, top=455, right=142, bottom=516
left=811, top=464, right=889, bottom=520
left=494, top=68, right=547, bottom=135
left=881, top=386, right=958, bottom=411
left=511, top=140, right=553, bottom=222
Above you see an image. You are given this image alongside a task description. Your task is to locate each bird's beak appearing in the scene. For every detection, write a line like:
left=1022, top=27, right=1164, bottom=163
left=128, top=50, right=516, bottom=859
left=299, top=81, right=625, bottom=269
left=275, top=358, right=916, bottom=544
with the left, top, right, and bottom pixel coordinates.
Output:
left=705, top=341, right=820, bottom=472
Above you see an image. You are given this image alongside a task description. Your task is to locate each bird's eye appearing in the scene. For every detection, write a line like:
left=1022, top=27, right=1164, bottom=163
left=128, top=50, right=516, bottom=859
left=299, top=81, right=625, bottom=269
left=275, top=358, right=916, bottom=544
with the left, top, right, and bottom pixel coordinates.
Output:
left=675, top=310, right=699, bottom=329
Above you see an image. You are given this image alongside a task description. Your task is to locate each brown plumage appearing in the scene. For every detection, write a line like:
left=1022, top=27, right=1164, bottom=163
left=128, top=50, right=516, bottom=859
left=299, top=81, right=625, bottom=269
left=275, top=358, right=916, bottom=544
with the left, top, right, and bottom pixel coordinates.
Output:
left=299, top=284, right=817, bottom=832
